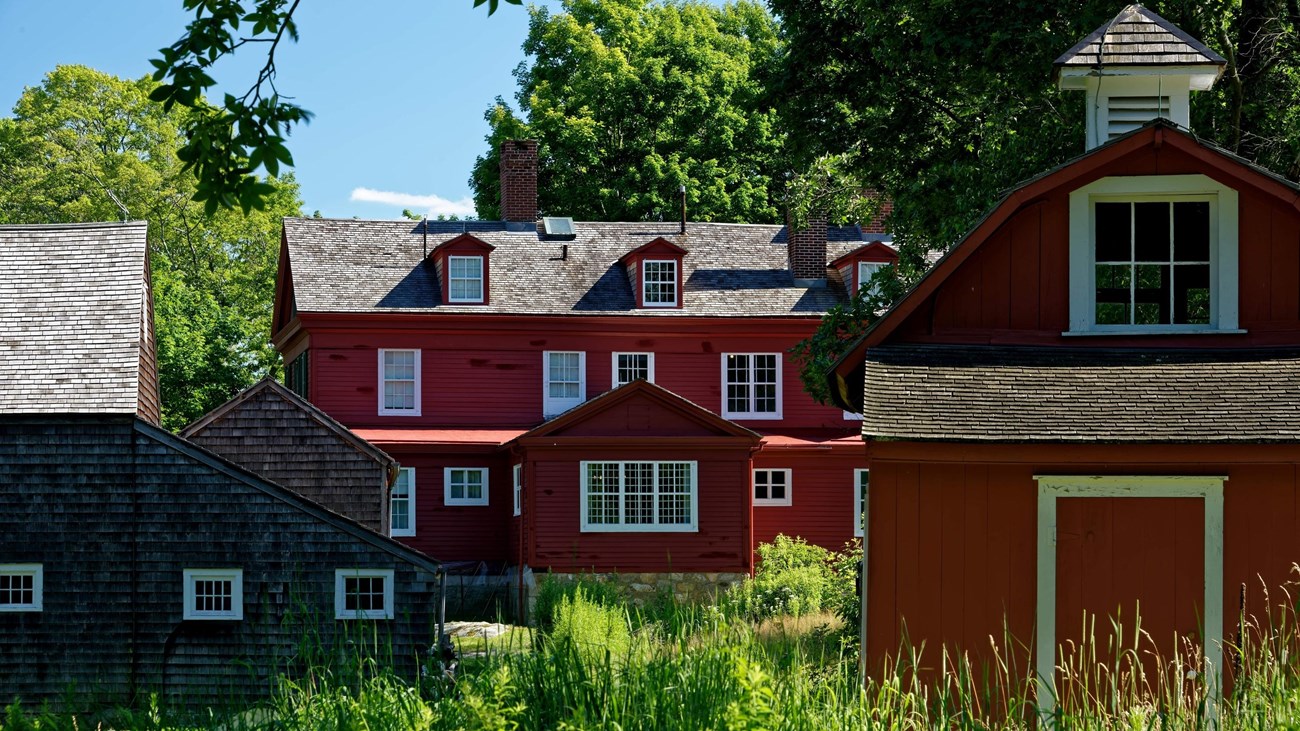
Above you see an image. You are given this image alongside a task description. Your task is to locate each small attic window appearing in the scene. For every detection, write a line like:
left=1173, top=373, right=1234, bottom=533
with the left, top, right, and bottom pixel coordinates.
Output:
left=543, top=217, right=575, bottom=236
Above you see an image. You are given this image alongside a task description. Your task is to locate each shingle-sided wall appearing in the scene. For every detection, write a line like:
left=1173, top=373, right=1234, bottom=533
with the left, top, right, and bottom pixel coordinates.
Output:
left=0, top=416, right=438, bottom=708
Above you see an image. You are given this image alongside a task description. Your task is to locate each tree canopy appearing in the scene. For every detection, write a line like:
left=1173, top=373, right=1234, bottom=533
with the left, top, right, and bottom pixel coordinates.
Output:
left=469, top=0, right=788, bottom=223
left=0, top=65, right=303, bottom=429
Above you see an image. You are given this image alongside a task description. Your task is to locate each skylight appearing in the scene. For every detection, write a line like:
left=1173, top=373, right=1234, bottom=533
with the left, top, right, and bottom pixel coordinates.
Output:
left=543, top=217, right=575, bottom=236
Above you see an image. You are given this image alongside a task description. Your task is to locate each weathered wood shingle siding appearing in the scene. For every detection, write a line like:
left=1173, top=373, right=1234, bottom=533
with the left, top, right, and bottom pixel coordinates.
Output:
left=0, top=416, right=438, bottom=708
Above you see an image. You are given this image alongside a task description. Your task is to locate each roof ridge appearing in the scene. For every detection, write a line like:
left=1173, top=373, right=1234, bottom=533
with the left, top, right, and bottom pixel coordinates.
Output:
left=0, top=220, right=148, bottom=230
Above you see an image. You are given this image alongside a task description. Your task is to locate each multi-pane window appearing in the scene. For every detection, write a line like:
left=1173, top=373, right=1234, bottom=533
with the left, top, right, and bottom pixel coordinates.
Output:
left=643, top=260, right=678, bottom=307
left=390, top=467, right=415, bottom=537
left=854, top=469, right=869, bottom=538
left=445, top=467, right=489, bottom=506
left=581, top=461, right=698, bottom=532
left=722, top=353, right=781, bottom=419
left=182, top=568, right=243, bottom=620
left=753, top=469, right=792, bottom=506
left=334, top=569, right=395, bottom=620
left=613, top=352, right=654, bottom=387
left=379, top=349, right=420, bottom=415
left=857, top=261, right=887, bottom=298
left=513, top=464, right=522, bottom=517
left=543, top=351, right=585, bottom=417
left=1093, top=200, right=1211, bottom=326
left=448, top=255, right=484, bottom=303
left=0, top=565, right=42, bottom=612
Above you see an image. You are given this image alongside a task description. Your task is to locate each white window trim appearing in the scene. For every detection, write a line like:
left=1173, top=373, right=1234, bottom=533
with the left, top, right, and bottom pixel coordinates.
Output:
left=543, top=350, right=586, bottom=418
left=611, top=352, right=655, bottom=387
left=1067, top=174, right=1240, bottom=335
left=642, top=259, right=678, bottom=307
left=447, top=254, right=485, bottom=304
left=377, top=348, right=422, bottom=416
left=1032, top=475, right=1224, bottom=724
left=753, top=468, right=792, bottom=507
left=857, top=261, right=887, bottom=296
left=579, top=460, right=699, bottom=533
left=854, top=469, right=869, bottom=538
left=720, top=353, right=783, bottom=420
left=444, top=467, right=490, bottom=507
left=390, top=467, right=416, bottom=537
left=512, top=464, right=522, bottom=517
left=0, top=564, right=43, bottom=612
left=182, top=568, right=243, bottom=620
left=334, top=568, right=396, bottom=620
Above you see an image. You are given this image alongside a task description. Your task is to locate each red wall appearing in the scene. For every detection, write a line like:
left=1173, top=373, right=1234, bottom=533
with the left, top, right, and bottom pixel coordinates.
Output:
left=381, top=446, right=512, bottom=562
left=752, top=451, right=863, bottom=553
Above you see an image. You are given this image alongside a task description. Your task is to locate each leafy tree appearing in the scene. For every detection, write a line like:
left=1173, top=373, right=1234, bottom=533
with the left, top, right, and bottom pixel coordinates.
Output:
left=0, top=65, right=303, bottom=429
left=469, top=0, right=788, bottom=223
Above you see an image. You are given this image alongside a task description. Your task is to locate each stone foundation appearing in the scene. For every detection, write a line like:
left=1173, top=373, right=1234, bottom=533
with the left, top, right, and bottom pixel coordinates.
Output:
left=546, top=571, right=748, bottom=605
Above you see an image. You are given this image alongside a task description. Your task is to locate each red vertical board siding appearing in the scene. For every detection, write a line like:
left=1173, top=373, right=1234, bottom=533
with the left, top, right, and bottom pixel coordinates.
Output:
left=1239, top=195, right=1273, bottom=325
left=961, top=466, right=988, bottom=654
left=893, top=462, right=921, bottom=659
left=751, top=452, right=863, bottom=552
left=1270, top=203, right=1296, bottom=322
left=866, top=462, right=897, bottom=673
left=1008, top=205, right=1042, bottom=331
left=980, top=229, right=1012, bottom=330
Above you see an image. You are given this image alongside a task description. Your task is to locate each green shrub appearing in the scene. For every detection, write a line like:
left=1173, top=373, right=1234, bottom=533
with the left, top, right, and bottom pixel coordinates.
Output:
left=530, top=572, right=623, bottom=627
left=828, top=540, right=863, bottom=633
left=724, top=535, right=840, bottom=620
left=548, top=588, right=633, bottom=666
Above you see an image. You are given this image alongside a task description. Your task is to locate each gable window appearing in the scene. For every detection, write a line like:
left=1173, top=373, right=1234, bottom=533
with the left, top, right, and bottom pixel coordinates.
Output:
left=0, top=564, right=42, bottom=612
left=581, top=461, right=698, bottom=532
left=378, top=349, right=421, bottom=416
left=857, top=261, right=887, bottom=297
left=854, top=469, right=869, bottom=538
left=445, top=467, right=489, bottom=506
left=613, top=352, right=654, bottom=387
left=390, top=467, right=415, bottom=537
left=513, top=464, right=522, bottom=517
left=334, top=568, right=395, bottom=620
left=722, top=353, right=781, bottom=419
left=447, top=255, right=484, bottom=303
left=754, top=469, right=792, bottom=506
left=1068, top=175, right=1239, bottom=335
left=543, top=351, right=585, bottom=417
left=182, top=568, right=243, bottom=620
left=643, top=260, right=678, bottom=307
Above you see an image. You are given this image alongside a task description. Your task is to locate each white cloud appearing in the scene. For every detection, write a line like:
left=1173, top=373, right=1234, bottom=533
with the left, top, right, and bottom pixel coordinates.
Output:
left=350, top=187, right=477, bottom=218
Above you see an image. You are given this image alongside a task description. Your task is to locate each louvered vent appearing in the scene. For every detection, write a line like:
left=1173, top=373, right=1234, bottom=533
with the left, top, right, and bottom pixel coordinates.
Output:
left=1107, top=96, right=1172, bottom=138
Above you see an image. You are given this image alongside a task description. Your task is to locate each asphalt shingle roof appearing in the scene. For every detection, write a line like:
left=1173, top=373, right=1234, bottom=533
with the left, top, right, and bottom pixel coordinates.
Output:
left=861, top=344, right=1300, bottom=443
left=0, top=221, right=148, bottom=415
left=283, top=219, right=873, bottom=317
left=1055, top=4, right=1227, bottom=69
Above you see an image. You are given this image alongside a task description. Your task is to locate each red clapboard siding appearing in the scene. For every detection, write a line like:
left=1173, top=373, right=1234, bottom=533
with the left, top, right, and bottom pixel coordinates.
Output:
left=751, top=452, right=863, bottom=552
left=381, top=448, right=512, bottom=562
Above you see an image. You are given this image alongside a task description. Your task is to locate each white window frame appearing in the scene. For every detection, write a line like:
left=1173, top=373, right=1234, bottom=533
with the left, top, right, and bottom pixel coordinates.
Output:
left=642, top=259, right=678, bottom=307
left=334, top=568, right=396, bottom=620
left=753, top=468, right=792, bottom=507
left=721, top=353, right=783, bottom=420
left=1032, top=475, right=1224, bottom=723
left=611, top=352, right=655, bottom=387
left=377, top=348, right=421, bottom=416
left=390, top=467, right=416, bottom=537
left=182, top=568, right=243, bottom=620
left=0, top=564, right=43, bottom=612
left=543, top=351, right=586, bottom=417
left=1067, top=175, right=1240, bottom=335
left=513, top=464, right=522, bottom=517
left=854, top=469, right=869, bottom=538
left=447, top=255, right=485, bottom=303
left=580, top=460, right=699, bottom=533
left=857, top=261, right=887, bottom=297
left=444, top=467, right=490, bottom=507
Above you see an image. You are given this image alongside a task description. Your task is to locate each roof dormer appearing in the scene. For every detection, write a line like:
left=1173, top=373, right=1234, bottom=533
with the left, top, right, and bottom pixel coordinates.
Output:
left=830, top=241, right=899, bottom=298
left=619, top=237, right=688, bottom=309
left=1055, top=5, right=1225, bottom=150
left=430, top=233, right=495, bottom=305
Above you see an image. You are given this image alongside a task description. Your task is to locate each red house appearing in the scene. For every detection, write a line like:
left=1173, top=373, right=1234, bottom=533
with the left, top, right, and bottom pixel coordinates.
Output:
left=272, top=140, right=893, bottom=597
left=831, top=5, right=1300, bottom=712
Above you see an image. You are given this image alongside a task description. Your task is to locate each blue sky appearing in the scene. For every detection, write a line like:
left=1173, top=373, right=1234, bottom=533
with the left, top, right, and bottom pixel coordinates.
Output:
left=0, top=0, right=559, bottom=218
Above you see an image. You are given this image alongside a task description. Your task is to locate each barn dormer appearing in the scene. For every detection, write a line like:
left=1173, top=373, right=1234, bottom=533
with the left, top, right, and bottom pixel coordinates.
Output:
left=620, top=237, right=688, bottom=309
left=430, top=233, right=495, bottom=305
left=1055, top=5, right=1226, bottom=150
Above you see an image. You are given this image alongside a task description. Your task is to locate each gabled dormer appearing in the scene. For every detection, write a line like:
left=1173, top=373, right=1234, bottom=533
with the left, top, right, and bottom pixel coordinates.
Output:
left=430, top=233, right=495, bottom=305
left=1055, top=5, right=1226, bottom=150
left=830, top=241, right=899, bottom=298
left=619, top=237, right=688, bottom=309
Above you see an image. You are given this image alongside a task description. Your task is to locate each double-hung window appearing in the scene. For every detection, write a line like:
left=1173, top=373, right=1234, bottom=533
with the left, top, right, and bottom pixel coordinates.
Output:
left=447, top=255, right=484, bottom=303
left=335, top=568, right=394, bottom=620
left=722, top=353, right=781, bottom=419
left=543, top=351, right=585, bottom=417
left=390, top=467, right=415, bottom=537
left=445, top=467, right=489, bottom=506
left=378, top=349, right=421, bottom=416
left=183, top=568, right=243, bottom=620
left=612, top=352, right=654, bottom=387
left=581, top=461, right=698, bottom=532
left=0, top=564, right=42, bottom=612
left=643, top=260, right=678, bottom=307
left=754, top=469, right=792, bottom=506
left=854, top=469, right=869, bottom=538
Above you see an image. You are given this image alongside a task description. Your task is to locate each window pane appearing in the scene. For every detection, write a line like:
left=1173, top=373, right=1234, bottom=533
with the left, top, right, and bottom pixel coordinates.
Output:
left=1133, top=202, right=1170, bottom=261
left=726, top=354, right=750, bottom=413
left=1174, top=202, right=1210, bottom=261
left=769, top=471, right=786, bottom=500
left=624, top=463, right=655, bottom=524
left=1174, top=264, right=1211, bottom=324
left=1095, top=202, right=1131, bottom=262
left=586, top=463, right=620, bottom=524
left=754, top=472, right=769, bottom=500
left=1134, top=264, right=1169, bottom=324
left=1095, top=264, right=1131, bottom=324
left=657, top=463, right=692, bottom=525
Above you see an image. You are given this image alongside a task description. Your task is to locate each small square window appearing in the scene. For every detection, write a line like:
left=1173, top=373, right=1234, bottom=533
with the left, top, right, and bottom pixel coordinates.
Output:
left=390, top=467, right=415, bottom=537
left=447, top=255, right=485, bottom=303
left=183, top=568, right=243, bottom=620
left=642, top=260, right=678, bottom=307
left=335, top=569, right=395, bottom=620
left=754, top=469, right=792, bottom=506
left=0, top=564, right=42, bottom=612
left=445, top=467, right=490, bottom=506
left=612, top=352, right=654, bottom=387
left=378, top=349, right=421, bottom=416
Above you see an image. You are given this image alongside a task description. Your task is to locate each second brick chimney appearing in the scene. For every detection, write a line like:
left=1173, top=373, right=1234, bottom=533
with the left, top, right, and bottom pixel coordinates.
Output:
left=787, top=212, right=828, bottom=286
left=500, top=139, right=539, bottom=230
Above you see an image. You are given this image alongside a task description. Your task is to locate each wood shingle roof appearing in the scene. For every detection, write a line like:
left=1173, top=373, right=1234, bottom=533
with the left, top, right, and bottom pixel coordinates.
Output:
left=1054, top=4, right=1226, bottom=71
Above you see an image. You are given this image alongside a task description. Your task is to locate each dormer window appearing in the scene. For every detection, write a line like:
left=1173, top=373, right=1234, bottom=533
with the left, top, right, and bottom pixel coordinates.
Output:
left=620, top=237, right=687, bottom=309
left=447, top=256, right=484, bottom=303
left=857, top=261, right=887, bottom=297
left=830, top=241, right=898, bottom=300
left=643, top=260, right=678, bottom=307
left=430, top=233, right=494, bottom=305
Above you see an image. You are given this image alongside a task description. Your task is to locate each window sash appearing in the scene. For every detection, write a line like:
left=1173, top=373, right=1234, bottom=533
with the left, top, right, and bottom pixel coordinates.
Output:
left=183, top=568, right=243, bottom=620
left=643, top=260, right=678, bottom=306
left=753, top=469, right=791, bottom=506
left=1092, top=199, right=1212, bottom=327
left=723, top=353, right=780, bottom=418
left=379, top=349, right=420, bottom=415
left=448, top=255, right=484, bottom=302
left=0, top=565, right=42, bottom=611
left=581, top=461, right=698, bottom=532
left=445, top=467, right=489, bottom=506
left=613, top=352, right=653, bottom=386
left=390, top=467, right=415, bottom=536
left=334, top=569, right=395, bottom=620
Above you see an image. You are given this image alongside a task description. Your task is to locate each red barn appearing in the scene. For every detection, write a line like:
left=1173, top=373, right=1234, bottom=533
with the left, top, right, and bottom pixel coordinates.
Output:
left=272, top=143, right=892, bottom=598
left=831, top=5, right=1300, bottom=712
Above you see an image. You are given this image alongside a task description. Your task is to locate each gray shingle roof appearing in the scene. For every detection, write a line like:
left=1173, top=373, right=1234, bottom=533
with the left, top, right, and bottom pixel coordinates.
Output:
left=283, top=219, right=871, bottom=317
left=862, top=344, right=1300, bottom=443
left=0, top=221, right=148, bottom=415
left=1055, top=4, right=1226, bottom=69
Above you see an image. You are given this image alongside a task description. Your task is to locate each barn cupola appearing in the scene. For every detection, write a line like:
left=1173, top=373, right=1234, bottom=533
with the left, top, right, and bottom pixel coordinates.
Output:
left=1054, top=5, right=1226, bottom=150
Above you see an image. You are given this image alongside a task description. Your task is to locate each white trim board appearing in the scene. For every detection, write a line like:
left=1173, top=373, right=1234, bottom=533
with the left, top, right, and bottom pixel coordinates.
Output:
left=1033, top=475, right=1224, bottom=726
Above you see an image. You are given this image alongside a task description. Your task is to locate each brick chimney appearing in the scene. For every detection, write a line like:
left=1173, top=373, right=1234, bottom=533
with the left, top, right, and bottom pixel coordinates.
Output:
left=499, top=139, right=539, bottom=230
left=787, top=212, right=828, bottom=286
